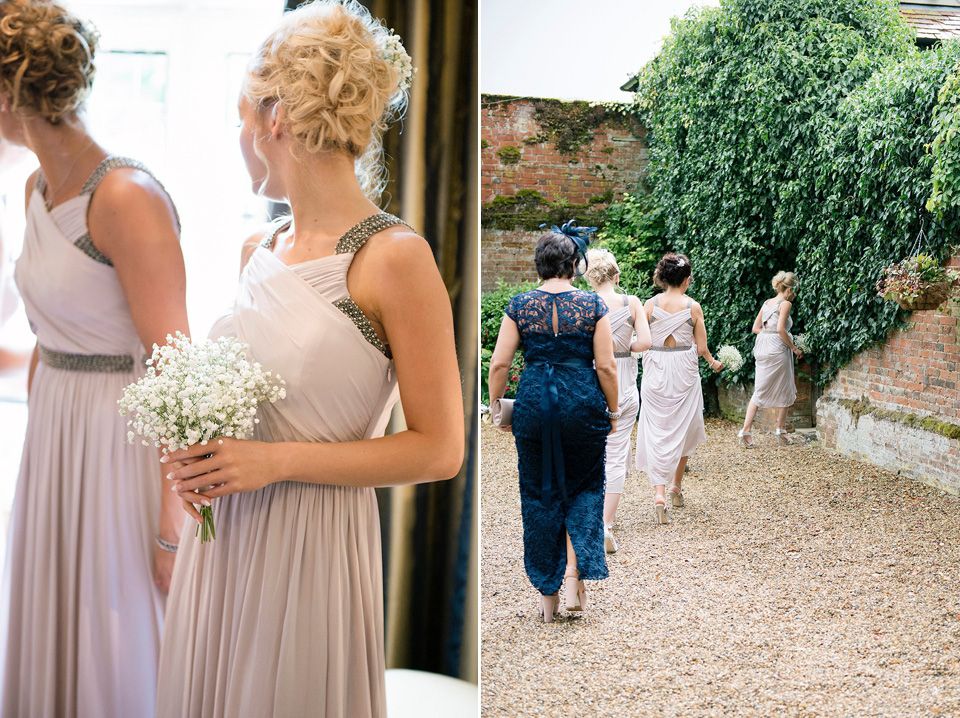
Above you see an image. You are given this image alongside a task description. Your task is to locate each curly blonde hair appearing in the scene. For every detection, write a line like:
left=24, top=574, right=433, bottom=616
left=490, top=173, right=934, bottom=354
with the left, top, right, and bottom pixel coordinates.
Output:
left=0, top=0, right=97, bottom=124
left=772, top=270, right=797, bottom=298
left=243, top=0, right=409, bottom=202
left=583, top=248, right=619, bottom=289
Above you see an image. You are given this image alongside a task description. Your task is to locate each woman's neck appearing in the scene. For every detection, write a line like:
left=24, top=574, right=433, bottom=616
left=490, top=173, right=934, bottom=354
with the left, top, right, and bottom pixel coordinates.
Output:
left=23, top=115, right=103, bottom=194
left=277, top=149, right=382, bottom=249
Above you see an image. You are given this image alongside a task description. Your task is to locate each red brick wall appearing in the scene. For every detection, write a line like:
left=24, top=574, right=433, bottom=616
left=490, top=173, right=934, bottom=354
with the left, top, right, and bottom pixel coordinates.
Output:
left=817, top=254, right=960, bottom=493
left=481, top=95, right=648, bottom=291
left=820, top=254, right=960, bottom=421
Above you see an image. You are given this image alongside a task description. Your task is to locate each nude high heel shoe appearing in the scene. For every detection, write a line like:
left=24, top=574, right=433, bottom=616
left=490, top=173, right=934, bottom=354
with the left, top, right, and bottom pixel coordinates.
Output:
left=775, top=428, right=794, bottom=445
left=737, top=429, right=755, bottom=448
left=539, top=593, right=559, bottom=623
left=564, top=570, right=586, bottom=612
left=667, top=484, right=684, bottom=508
left=653, top=495, right=669, bottom=525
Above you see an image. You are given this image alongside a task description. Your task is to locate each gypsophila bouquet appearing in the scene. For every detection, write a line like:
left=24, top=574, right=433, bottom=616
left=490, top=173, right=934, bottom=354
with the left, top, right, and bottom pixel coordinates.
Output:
left=794, top=334, right=810, bottom=355
left=118, top=332, right=285, bottom=542
left=381, top=32, right=415, bottom=92
left=716, top=345, right=743, bottom=372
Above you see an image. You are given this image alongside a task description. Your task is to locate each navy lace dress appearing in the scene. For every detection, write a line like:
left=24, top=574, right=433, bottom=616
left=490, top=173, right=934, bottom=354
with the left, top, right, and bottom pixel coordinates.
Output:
left=506, top=289, right=610, bottom=595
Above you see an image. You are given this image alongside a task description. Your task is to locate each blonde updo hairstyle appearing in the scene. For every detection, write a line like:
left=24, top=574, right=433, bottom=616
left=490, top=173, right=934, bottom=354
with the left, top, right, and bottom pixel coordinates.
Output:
left=0, top=0, right=97, bottom=124
left=772, top=270, right=797, bottom=300
left=242, top=0, right=409, bottom=202
left=583, top=248, right=619, bottom=289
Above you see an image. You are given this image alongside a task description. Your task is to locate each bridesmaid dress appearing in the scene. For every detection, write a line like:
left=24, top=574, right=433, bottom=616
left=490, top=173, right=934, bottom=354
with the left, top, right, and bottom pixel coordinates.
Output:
left=603, top=294, right=639, bottom=495
left=635, top=295, right=706, bottom=486
left=1, top=158, right=174, bottom=717
left=751, top=298, right=796, bottom=409
left=157, top=213, right=407, bottom=718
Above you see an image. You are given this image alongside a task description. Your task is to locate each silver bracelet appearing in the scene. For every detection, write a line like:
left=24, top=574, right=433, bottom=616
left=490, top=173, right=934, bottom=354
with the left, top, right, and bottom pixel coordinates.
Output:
left=606, top=408, right=622, bottom=419
left=155, top=535, right=179, bottom=553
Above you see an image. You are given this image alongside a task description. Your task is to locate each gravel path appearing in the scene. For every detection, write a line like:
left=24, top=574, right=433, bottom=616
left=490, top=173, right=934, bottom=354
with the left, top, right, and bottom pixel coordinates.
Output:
left=480, top=419, right=960, bottom=717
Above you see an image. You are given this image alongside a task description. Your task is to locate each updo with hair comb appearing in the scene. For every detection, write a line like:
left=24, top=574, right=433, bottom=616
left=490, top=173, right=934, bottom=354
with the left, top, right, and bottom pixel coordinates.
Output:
left=0, top=0, right=98, bottom=124
left=653, top=252, right=692, bottom=288
left=242, top=0, right=410, bottom=201
left=583, top=248, right=619, bottom=289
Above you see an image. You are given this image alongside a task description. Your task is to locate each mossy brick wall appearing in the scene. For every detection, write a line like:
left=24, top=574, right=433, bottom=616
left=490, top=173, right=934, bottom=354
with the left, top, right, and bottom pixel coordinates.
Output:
left=816, top=254, right=960, bottom=493
left=481, top=95, right=648, bottom=291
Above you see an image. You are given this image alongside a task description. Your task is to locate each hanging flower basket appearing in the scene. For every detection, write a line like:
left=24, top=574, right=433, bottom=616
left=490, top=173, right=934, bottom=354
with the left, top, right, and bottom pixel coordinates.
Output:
left=894, top=280, right=952, bottom=311
left=876, top=254, right=958, bottom=312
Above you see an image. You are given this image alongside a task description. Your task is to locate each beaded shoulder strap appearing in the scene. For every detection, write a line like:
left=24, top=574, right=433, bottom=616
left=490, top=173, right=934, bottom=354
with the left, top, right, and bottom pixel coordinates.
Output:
left=73, top=156, right=181, bottom=267
left=686, top=297, right=695, bottom=326
left=260, top=211, right=411, bottom=359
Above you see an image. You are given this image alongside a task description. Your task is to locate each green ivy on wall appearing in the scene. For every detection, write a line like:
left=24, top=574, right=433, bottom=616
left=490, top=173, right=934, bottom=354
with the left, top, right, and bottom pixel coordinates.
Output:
left=632, top=0, right=960, bottom=385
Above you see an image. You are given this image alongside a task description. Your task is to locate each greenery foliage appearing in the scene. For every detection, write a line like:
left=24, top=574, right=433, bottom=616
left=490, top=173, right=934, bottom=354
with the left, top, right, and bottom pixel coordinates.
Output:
left=480, top=280, right=538, bottom=404
left=593, top=191, right=670, bottom=300
left=633, top=0, right=960, bottom=384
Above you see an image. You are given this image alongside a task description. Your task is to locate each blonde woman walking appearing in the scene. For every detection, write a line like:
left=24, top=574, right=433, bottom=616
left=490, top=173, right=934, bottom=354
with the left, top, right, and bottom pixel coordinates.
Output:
left=739, top=271, right=802, bottom=447
left=584, top=248, right=650, bottom=552
left=635, top=253, right=722, bottom=523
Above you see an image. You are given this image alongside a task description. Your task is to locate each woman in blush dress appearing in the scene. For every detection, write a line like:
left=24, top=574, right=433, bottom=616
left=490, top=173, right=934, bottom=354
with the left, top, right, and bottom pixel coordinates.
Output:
left=488, top=225, right=619, bottom=623
left=0, top=2, right=189, bottom=715
left=156, top=3, right=463, bottom=716
left=635, top=253, right=722, bottom=524
left=739, top=271, right=802, bottom=447
left=583, top=248, right=651, bottom=553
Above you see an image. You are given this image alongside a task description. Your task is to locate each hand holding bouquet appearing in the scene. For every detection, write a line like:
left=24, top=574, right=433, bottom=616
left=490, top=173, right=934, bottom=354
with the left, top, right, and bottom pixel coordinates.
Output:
left=716, top=345, right=743, bottom=372
left=119, top=332, right=285, bottom=542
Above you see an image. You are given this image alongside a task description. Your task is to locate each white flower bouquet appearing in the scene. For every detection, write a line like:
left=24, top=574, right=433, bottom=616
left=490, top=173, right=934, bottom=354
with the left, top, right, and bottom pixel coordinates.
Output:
left=794, top=333, right=810, bottom=355
left=118, top=332, right=285, bottom=542
left=716, top=345, right=743, bottom=372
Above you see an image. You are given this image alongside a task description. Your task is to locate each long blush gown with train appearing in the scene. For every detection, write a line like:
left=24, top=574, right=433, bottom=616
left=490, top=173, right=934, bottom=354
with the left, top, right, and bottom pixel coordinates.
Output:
left=750, top=298, right=796, bottom=409
left=1, top=158, right=172, bottom=717
left=603, top=295, right=639, bottom=495
left=157, top=213, right=406, bottom=718
left=635, top=296, right=706, bottom=486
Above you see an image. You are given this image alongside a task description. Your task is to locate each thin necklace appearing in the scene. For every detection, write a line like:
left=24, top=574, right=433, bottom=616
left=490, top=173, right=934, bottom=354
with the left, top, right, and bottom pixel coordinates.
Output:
left=43, top=140, right=97, bottom=212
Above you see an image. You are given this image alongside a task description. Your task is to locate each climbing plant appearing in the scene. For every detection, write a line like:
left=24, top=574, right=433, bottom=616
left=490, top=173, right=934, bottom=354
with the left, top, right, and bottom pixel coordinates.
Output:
left=634, top=0, right=960, bottom=384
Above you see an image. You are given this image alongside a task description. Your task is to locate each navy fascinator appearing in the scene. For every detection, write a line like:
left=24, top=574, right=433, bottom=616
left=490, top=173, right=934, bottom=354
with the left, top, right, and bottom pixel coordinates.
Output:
left=539, top=219, right=597, bottom=276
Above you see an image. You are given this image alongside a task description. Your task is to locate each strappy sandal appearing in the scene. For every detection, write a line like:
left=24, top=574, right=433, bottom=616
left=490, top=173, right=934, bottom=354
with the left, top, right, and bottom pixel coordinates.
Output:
left=564, top=569, right=586, bottom=612
left=653, top=496, right=670, bottom=525
left=737, top=429, right=755, bottom=448
left=775, top=428, right=794, bottom=445
left=667, top=484, right=684, bottom=508
left=603, top=524, right=618, bottom=554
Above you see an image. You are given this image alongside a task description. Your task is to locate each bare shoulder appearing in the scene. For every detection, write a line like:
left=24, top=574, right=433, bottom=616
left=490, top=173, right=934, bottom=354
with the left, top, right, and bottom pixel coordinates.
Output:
left=90, top=166, right=174, bottom=212
left=24, top=167, right=40, bottom=212
left=688, top=298, right=704, bottom=315
left=240, top=225, right=272, bottom=272
left=780, top=299, right=793, bottom=311
left=628, top=295, right=643, bottom=312
left=360, top=226, right=436, bottom=276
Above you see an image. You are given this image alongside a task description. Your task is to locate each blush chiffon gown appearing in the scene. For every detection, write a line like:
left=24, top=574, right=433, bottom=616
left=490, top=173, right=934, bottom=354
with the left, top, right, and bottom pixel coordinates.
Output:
left=1, top=157, right=173, bottom=717
left=750, top=298, right=796, bottom=409
left=603, top=294, right=639, bottom=496
left=156, top=212, right=406, bottom=718
left=635, top=296, right=706, bottom=486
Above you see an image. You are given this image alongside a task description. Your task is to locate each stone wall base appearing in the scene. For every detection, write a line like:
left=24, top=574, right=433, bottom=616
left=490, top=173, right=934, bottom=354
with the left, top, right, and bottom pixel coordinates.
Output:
left=817, top=396, right=960, bottom=495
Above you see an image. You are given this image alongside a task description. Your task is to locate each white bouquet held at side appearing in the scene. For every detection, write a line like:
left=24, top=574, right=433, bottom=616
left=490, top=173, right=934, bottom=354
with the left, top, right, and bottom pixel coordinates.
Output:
left=794, top=333, right=810, bottom=356
left=716, top=345, right=743, bottom=372
left=118, top=332, right=285, bottom=542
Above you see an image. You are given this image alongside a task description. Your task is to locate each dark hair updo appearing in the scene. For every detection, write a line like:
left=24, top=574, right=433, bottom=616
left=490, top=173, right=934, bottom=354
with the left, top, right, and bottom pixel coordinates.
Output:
left=653, top=252, right=692, bottom=288
left=534, top=231, right=578, bottom=280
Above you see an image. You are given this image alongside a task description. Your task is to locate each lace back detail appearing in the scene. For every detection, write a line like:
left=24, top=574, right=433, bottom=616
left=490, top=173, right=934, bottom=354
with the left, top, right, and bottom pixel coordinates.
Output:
left=260, top=211, right=411, bottom=359
left=70, top=156, right=180, bottom=267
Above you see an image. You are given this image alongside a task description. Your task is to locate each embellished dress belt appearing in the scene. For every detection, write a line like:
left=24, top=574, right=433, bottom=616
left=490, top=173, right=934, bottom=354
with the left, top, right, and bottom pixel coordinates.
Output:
left=614, top=351, right=634, bottom=358
left=525, top=357, right=594, bottom=509
left=760, top=330, right=780, bottom=335
left=38, top=344, right=137, bottom=373
left=647, top=344, right=693, bottom=352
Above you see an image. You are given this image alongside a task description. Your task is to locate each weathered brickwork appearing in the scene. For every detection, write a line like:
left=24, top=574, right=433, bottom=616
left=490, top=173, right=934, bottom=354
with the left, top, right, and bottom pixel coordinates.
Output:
left=481, top=95, right=648, bottom=291
left=817, top=254, right=960, bottom=493
left=717, top=359, right=817, bottom=431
